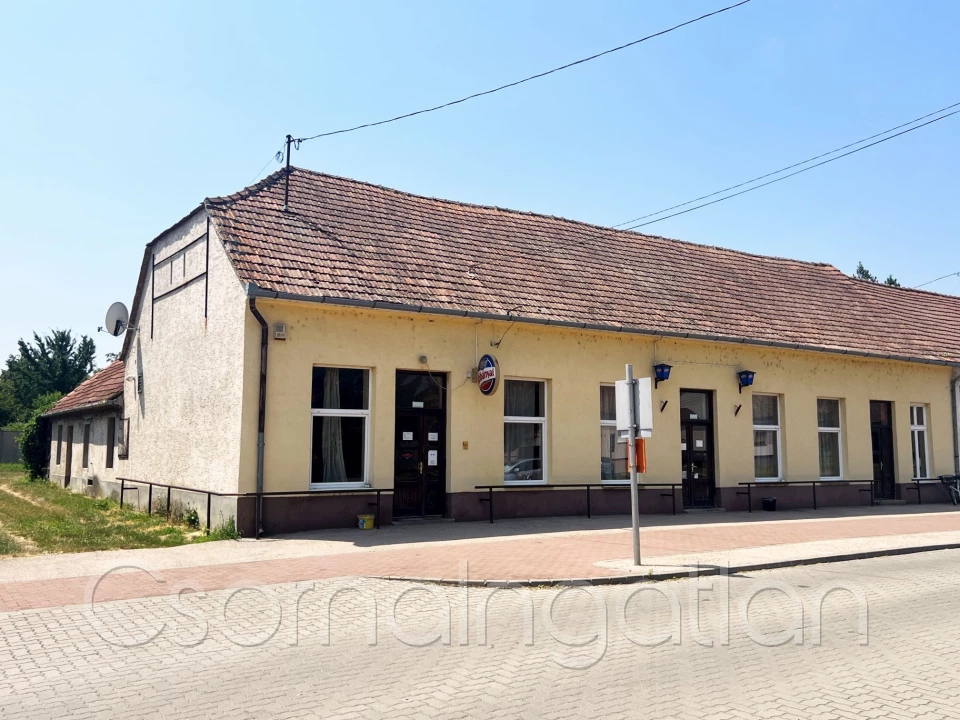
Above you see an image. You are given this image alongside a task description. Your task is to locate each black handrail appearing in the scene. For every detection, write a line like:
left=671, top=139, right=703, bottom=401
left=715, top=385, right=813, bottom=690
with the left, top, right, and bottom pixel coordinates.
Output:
left=736, top=479, right=874, bottom=512
left=474, top=482, right=682, bottom=523
left=118, top=478, right=394, bottom=530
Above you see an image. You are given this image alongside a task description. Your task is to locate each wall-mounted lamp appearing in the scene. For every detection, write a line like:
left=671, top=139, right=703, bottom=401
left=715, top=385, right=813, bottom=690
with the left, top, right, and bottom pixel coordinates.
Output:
left=653, top=363, right=672, bottom=389
left=737, top=370, right=756, bottom=394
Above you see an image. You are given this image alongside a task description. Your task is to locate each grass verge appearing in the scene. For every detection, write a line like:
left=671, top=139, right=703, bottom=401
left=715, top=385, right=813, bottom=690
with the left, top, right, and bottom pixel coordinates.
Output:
left=0, top=463, right=238, bottom=556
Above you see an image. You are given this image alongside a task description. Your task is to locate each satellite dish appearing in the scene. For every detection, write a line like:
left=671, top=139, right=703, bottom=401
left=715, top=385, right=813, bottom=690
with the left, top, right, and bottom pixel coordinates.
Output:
left=104, top=302, right=130, bottom=337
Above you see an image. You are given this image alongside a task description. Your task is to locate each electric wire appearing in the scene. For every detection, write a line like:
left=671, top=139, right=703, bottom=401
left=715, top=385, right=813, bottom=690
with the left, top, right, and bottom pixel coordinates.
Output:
left=915, top=270, right=960, bottom=289
left=293, top=0, right=752, bottom=143
left=621, top=108, right=960, bottom=230
left=612, top=101, right=960, bottom=228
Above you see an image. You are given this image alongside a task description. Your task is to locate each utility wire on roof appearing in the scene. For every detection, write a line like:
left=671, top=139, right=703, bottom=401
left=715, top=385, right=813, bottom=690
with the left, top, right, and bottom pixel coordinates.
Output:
left=292, top=0, right=752, bottom=144
left=915, top=270, right=960, bottom=289
left=612, top=101, right=960, bottom=228
left=619, top=106, right=960, bottom=230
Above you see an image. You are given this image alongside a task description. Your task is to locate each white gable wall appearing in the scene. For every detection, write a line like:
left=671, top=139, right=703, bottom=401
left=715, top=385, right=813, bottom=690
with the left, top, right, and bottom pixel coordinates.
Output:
left=121, top=210, right=248, bottom=498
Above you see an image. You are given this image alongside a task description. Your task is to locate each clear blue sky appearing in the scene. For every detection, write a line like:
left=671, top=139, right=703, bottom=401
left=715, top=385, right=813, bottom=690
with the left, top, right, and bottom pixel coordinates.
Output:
left=1, top=0, right=958, bottom=366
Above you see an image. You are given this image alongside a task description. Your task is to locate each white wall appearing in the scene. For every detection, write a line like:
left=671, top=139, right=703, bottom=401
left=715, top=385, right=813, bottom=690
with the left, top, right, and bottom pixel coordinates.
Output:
left=121, top=210, right=248, bottom=495
left=48, top=411, right=120, bottom=489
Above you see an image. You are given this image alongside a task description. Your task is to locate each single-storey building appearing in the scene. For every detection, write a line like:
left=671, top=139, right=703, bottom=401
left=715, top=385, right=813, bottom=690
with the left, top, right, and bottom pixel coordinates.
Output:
left=48, top=167, right=960, bottom=535
left=45, top=359, right=124, bottom=490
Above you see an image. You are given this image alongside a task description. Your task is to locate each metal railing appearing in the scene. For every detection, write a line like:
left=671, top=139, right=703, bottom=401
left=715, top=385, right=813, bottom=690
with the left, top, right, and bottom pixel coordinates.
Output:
left=474, top=482, right=683, bottom=524
left=117, top=478, right=394, bottom=531
left=737, top=479, right=874, bottom=512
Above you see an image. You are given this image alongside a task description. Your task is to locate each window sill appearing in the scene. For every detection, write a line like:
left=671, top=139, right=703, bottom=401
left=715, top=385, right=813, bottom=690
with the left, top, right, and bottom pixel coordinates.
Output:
left=503, top=479, right=547, bottom=487
left=818, top=477, right=844, bottom=482
left=308, top=482, right=370, bottom=492
left=753, top=478, right=783, bottom=483
left=601, top=479, right=631, bottom=486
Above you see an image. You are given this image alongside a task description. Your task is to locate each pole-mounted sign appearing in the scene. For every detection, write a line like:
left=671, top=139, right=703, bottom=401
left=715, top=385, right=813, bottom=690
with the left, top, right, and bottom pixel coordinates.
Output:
left=616, top=366, right=653, bottom=567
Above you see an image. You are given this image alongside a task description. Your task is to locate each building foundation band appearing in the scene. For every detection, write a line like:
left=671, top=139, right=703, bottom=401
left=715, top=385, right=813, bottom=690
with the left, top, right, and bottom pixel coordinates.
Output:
left=48, top=169, right=960, bottom=535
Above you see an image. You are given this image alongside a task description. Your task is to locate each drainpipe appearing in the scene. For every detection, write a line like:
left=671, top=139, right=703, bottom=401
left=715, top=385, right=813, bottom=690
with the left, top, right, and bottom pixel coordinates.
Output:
left=952, top=372, right=959, bottom=474
left=249, top=297, right=268, bottom=537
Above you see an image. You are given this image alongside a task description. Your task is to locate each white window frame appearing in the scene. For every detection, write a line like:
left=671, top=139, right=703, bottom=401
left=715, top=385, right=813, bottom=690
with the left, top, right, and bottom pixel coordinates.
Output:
left=504, top=378, right=548, bottom=486
left=817, top=398, right=843, bottom=480
left=600, top=383, right=628, bottom=484
left=309, top=366, right=371, bottom=491
left=753, top=394, right=782, bottom=481
left=910, top=404, right=930, bottom=479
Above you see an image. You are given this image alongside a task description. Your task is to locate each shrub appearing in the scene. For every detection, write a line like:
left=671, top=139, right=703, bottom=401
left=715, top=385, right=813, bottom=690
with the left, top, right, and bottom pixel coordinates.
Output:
left=17, top=392, right=61, bottom=479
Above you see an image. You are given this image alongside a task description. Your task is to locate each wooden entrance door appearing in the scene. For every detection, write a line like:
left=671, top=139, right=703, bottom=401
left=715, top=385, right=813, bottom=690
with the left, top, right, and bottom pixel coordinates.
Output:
left=64, top=425, right=73, bottom=487
left=680, top=390, right=716, bottom=507
left=393, top=372, right=447, bottom=517
left=871, top=400, right=896, bottom=499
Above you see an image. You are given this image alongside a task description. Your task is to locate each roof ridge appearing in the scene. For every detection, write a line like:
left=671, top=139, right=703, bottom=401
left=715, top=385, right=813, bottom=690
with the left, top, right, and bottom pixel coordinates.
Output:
left=221, top=165, right=844, bottom=272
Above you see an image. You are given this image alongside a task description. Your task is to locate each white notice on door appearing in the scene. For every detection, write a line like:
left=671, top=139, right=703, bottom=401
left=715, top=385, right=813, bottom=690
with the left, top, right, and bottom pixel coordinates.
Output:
left=428, top=450, right=438, bottom=466
left=428, top=432, right=439, bottom=442
left=681, top=442, right=687, bottom=451
left=412, top=401, right=424, bottom=409
left=402, top=432, right=413, bottom=441
left=695, top=440, right=704, bottom=448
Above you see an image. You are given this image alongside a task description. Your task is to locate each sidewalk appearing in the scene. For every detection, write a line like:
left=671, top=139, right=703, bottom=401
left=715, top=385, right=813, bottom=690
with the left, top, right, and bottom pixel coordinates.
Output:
left=1, top=504, right=959, bottom=612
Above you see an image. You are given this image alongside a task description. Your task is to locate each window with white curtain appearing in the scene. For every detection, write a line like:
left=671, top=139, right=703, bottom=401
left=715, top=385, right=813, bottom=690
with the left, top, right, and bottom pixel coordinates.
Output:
left=310, top=367, right=370, bottom=487
left=504, top=379, right=546, bottom=484
left=817, top=399, right=842, bottom=479
left=600, top=385, right=627, bottom=481
left=753, top=394, right=781, bottom=480
left=910, top=405, right=929, bottom=479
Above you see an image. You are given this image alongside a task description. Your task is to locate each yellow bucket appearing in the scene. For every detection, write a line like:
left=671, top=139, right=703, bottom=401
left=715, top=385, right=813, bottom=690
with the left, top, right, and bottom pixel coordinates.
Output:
left=357, top=514, right=375, bottom=530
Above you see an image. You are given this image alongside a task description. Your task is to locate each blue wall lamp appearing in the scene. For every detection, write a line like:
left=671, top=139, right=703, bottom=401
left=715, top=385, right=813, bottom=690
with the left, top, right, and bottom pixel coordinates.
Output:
left=653, top=363, right=672, bottom=389
left=737, top=370, right=756, bottom=394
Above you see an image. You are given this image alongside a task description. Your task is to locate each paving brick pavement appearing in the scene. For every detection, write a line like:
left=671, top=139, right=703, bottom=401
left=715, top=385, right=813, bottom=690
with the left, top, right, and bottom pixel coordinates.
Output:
left=1, top=508, right=960, bottom=613
left=2, top=551, right=960, bottom=719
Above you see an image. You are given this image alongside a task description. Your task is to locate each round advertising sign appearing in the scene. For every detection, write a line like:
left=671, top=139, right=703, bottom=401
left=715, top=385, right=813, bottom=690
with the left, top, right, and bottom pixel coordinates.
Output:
left=477, top=354, right=500, bottom=396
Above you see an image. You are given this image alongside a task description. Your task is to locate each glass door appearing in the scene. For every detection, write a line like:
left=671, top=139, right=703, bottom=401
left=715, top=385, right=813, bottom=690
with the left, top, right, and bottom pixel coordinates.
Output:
left=679, top=390, right=716, bottom=508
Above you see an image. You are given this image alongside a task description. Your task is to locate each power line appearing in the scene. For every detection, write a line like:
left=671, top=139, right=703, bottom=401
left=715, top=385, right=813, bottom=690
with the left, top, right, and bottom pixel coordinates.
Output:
left=621, top=107, right=960, bottom=230
left=612, top=101, right=960, bottom=228
left=247, top=144, right=286, bottom=186
left=294, top=0, right=752, bottom=143
left=915, top=270, right=960, bottom=289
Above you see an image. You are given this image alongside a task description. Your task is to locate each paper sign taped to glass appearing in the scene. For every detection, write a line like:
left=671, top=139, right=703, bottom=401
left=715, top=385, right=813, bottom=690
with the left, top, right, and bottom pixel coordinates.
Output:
left=427, top=450, right=438, bottom=466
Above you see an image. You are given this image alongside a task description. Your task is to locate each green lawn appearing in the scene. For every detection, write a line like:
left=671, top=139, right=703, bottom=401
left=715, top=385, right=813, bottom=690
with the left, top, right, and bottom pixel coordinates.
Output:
left=0, top=463, right=237, bottom=556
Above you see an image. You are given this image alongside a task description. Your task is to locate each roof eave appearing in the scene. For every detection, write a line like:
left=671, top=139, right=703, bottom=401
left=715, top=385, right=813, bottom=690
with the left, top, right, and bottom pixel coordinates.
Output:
left=43, top=397, right=123, bottom=419
left=245, top=284, right=960, bottom=368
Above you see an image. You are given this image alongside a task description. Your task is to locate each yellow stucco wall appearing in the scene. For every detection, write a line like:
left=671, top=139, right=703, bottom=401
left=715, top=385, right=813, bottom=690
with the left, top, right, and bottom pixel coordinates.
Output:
left=240, top=300, right=956, bottom=496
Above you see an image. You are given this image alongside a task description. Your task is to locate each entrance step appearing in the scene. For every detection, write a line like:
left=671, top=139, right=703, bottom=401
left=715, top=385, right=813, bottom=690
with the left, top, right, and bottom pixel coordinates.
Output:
left=876, top=499, right=907, bottom=505
left=683, top=507, right=726, bottom=514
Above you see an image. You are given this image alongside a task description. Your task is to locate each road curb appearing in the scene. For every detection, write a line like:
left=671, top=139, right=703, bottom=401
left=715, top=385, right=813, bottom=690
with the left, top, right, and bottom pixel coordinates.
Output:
left=369, top=542, right=960, bottom=588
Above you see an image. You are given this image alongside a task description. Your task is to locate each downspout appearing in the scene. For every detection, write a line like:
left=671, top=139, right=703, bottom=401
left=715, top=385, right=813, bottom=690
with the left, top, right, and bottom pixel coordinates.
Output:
left=952, top=372, right=959, bottom=474
left=249, top=297, right=268, bottom=537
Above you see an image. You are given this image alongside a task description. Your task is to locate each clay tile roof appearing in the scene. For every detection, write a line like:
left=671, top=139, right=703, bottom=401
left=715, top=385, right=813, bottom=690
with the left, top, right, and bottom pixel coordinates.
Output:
left=205, top=167, right=960, bottom=365
left=46, top=361, right=125, bottom=416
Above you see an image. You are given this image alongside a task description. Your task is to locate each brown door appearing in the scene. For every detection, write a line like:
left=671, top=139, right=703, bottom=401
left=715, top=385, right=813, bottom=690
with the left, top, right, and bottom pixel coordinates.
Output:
left=63, top=425, right=74, bottom=487
left=871, top=401, right=896, bottom=499
left=393, top=372, right=447, bottom=518
left=680, top=390, right=716, bottom=508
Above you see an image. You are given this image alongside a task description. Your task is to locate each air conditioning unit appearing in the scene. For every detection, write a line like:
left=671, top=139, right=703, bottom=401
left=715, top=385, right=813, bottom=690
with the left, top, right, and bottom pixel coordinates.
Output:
left=274, top=323, right=287, bottom=341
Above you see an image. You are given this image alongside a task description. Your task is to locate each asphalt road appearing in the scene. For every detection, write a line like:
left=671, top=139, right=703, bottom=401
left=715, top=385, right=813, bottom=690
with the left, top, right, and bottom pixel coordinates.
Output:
left=3, top=550, right=960, bottom=719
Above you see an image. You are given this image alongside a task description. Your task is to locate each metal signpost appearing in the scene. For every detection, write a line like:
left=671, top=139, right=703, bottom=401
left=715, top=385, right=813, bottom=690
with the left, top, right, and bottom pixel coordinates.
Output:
left=616, top=365, right=653, bottom=566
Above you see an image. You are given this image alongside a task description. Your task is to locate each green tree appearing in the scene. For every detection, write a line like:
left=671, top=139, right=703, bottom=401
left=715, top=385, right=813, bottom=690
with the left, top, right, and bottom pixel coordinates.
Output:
left=854, top=262, right=877, bottom=282
left=4, top=330, right=96, bottom=412
left=884, top=275, right=901, bottom=287
left=17, top=392, right=62, bottom=479
left=0, top=372, right=17, bottom=427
